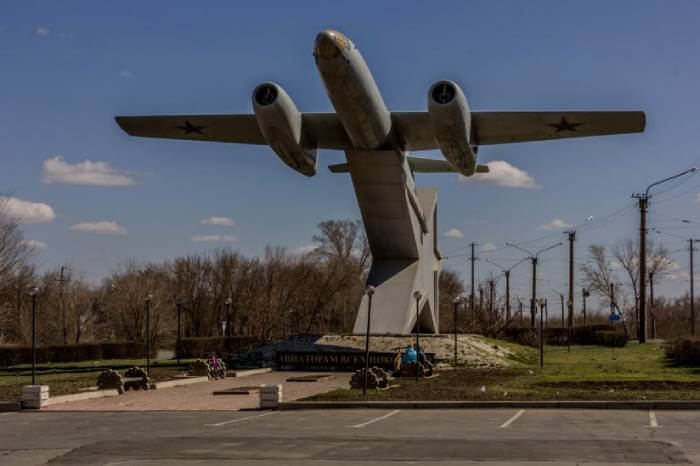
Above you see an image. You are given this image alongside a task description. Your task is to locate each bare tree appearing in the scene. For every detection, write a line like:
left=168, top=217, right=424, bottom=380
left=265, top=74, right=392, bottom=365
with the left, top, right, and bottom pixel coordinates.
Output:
left=580, top=245, right=617, bottom=303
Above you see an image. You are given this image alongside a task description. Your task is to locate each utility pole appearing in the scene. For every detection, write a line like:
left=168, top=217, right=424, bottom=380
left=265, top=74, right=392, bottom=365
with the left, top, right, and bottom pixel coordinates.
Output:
left=632, top=193, right=649, bottom=342
left=531, top=257, right=537, bottom=328
left=633, top=167, right=697, bottom=343
left=538, top=299, right=544, bottom=368
left=565, top=230, right=575, bottom=347
left=488, top=275, right=494, bottom=318
left=58, top=266, right=69, bottom=344
left=505, top=270, right=511, bottom=322
left=506, top=242, right=562, bottom=329
left=469, top=242, right=476, bottom=330
left=519, top=301, right=523, bottom=327
left=582, top=288, right=589, bottom=324
left=478, top=286, right=483, bottom=329
left=691, top=238, right=696, bottom=336
left=560, top=293, right=565, bottom=328
left=649, top=271, right=655, bottom=340
left=610, top=282, right=615, bottom=307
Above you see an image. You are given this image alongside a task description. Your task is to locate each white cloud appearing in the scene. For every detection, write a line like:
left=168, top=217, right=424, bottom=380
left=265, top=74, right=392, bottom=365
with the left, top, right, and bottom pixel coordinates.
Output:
left=458, top=160, right=540, bottom=189
left=119, top=70, right=134, bottom=78
left=443, top=228, right=464, bottom=238
left=192, top=234, right=238, bottom=242
left=289, top=244, right=319, bottom=255
left=70, top=221, right=126, bottom=235
left=669, top=271, right=690, bottom=281
left=34, top=27, right=50, bottom=36
left=1, top=197, right=55, bottom=224
left=481, top=242, right=499, bottom=252
left=537, top=218, right=573, bottom=231
left=200, top=216, right=235, bottom=227
left=22, top=240, right=47, bottom=251
left=41, top=156, right=135, bottom=186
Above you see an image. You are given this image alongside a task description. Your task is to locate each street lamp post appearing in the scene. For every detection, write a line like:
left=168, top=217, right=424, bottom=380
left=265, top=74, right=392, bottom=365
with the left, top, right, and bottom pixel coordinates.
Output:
left=145, top=294, right=152, bottom=377
left=363, top=286, right=375, bottom=396
left=225, top=297, right=233, bottom=364
left=452, top=296, right=461, bottom=368
left=633, top=166, right=697, bottom=343
left=176, top=299, right=182, bottom=366
left=29, top=287, right=39, bottom=386
left=413, top=290, right=423, bottom=382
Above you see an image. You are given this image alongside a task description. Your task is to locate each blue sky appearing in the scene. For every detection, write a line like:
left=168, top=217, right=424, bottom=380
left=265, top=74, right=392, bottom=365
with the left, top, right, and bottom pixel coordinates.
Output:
left=3, top=0, right=700, bottom=306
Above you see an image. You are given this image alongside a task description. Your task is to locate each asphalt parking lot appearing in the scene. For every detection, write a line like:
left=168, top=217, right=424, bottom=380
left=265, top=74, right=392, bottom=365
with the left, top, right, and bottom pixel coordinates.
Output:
left=1, top=408, right=699, bottom=464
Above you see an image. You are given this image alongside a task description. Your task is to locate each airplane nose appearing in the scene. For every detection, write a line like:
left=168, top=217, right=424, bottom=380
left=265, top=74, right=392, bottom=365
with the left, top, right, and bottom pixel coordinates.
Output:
left=314, top=29, right=348, bottom=59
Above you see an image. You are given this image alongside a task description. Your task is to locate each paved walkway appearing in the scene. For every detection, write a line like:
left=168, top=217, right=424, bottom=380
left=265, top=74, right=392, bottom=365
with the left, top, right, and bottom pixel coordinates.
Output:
left=43, top=371, right=350, bottom=411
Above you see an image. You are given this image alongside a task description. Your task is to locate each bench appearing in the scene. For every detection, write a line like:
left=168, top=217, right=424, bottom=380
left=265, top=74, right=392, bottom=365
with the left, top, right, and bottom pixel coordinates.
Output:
left=123, top=376, right=150, bottom=391
left=97, top=367, right=150, bottom=394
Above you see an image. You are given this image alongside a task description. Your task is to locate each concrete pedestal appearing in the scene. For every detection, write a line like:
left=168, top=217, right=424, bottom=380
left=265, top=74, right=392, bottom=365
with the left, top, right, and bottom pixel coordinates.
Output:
left=21, top=385, right=49, bottom=409
left=259, top=384, right=282, bottom=409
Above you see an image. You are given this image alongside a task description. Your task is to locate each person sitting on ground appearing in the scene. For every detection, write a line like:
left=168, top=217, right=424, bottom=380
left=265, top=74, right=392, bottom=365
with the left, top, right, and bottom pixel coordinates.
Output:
left=401, top=345, right=417, bottom=364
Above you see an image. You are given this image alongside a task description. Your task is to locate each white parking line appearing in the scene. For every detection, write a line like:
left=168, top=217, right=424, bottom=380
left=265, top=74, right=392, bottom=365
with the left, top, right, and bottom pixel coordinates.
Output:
left=348, top=409, right=401, bottom=428
left=649, top=410, right=661, bottom=428
left=499, top=409, right=525, bottom=429
left=205, top=411, right=277, bottom=427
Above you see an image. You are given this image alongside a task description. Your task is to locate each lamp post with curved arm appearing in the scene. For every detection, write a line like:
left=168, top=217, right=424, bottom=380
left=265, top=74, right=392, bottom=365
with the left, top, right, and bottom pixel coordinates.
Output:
left=482, top=257, right=528, bottom=326
left=29, top=287, right=39, bottom=385
left=413, top=290, right=423, bottom=382
left=634, top=167, right=697, bottom=342
left=363, top=285, right=375, bottom=396
left=175, top=298, right=182, bottom=366
left=145, top=294, right=152, bottom=377
left=506, top=242, right=563, bottom=329
left=452, top=295, right=463, bottom=368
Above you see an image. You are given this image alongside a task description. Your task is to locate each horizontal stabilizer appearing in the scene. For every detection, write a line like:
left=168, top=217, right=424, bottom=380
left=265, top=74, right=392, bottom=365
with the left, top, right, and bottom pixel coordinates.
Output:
left=328, top=163, right=350, bottom=173
left=329, top=157, right=490, bottom=174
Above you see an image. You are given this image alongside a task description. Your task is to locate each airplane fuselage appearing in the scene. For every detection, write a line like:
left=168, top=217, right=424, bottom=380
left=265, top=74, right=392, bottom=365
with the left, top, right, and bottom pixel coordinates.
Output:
left=313, top=30, right=392, bottom=151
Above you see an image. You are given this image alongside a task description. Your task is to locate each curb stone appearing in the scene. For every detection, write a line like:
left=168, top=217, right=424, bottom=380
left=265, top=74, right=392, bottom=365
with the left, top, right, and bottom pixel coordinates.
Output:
left=42, top=389, right=120, bottom=407
left=0, top=401, right=21, bottom=412
left=279, top=400, right=700, bottom=410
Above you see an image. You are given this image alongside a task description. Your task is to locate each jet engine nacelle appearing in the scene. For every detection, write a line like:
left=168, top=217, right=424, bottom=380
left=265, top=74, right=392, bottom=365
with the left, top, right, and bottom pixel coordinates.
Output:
left=427, top=80, right=478, bottom=176
left=252, top=82, right=317, bottom=177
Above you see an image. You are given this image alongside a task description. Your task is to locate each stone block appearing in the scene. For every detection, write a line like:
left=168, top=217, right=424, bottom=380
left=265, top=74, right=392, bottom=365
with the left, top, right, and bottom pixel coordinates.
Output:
left=260, top=392, right=282, bottom=401
left=21, top=399, right=46, bottom=409
left=260, top=384, right=282, bottom=393
left=259, top=400, right=279, bottom=409
left=22, top=385, right=49, bottom=394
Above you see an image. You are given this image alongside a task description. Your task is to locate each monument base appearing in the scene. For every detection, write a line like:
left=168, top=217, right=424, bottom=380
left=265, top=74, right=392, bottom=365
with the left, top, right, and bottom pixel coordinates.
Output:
left=345, top=150, right=441, bottom=335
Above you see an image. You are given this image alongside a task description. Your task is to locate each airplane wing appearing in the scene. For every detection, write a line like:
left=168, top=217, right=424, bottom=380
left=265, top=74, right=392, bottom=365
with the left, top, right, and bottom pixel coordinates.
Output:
left=391, top=111, right=645, bottom=149
left=115, top=115, right=266, bottom=144
left=116, top=111, right=644, bottom=150
left=114, top=113, right=353, bottom=148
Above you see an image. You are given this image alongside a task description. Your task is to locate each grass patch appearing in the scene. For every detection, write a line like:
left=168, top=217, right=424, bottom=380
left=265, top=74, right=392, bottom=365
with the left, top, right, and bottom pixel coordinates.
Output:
left=307, top=341, right=700, bottom=401
left=0, top=359, right=194, bottom=401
